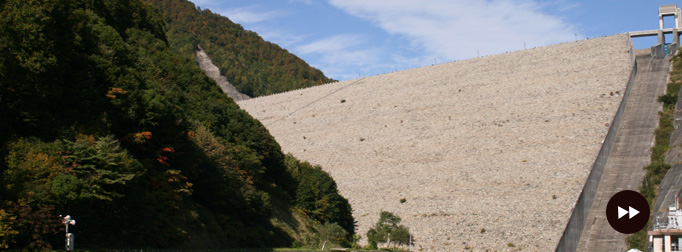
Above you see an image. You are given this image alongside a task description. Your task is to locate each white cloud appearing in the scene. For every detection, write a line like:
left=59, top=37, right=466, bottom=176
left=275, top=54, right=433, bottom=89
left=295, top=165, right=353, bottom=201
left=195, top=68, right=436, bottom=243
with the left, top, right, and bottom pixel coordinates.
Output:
left=297, top=34, right=378, bottom=66
left=297, top=34, right=384, bottom=80
left=328, top=0, right=581, bottom=60
left=290, top=0, right=315, bottom=4
left=258, top=28, right=309, bottom=47
left=298, top=34, right=363, bottom=55
left=220, top=6, right=287, bottom=24
left=539, top=0, right=580, bottom=13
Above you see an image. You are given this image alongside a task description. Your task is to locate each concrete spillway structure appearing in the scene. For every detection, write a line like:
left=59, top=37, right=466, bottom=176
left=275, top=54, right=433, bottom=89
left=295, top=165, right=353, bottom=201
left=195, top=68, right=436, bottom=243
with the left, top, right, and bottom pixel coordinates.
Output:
left=573, top=52, right=670, bottom=251
left=631, top=5, right=682, bottom=57
left=238, top=34, right=633, bottom=251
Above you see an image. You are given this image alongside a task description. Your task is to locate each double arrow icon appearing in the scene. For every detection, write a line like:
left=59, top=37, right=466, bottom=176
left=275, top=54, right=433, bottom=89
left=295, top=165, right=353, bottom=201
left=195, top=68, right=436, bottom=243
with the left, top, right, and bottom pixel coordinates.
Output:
left=606, top=190, right=649, bottom=234
left=617, top=206, right=640, bottom=219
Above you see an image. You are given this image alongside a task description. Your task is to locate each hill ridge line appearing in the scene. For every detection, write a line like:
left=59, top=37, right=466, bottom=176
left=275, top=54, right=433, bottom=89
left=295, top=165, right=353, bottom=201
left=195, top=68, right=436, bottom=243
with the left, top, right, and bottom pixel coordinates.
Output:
left=242, top=34, right=627, bottom=102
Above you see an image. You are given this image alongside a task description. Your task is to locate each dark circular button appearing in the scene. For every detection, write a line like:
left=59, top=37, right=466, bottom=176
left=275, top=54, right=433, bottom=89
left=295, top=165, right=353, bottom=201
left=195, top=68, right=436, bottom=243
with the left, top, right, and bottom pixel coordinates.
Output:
left=606, top=190, right=650, bottom=234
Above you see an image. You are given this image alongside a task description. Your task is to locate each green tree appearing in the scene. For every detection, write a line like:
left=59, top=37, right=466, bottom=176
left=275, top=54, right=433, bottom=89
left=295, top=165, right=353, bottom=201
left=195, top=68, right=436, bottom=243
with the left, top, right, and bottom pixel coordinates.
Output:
left=389, top=225, right=412, bottom=247
left=318, top=222, right=348, bottom=249
left=5, top=202, right=63, bottom=250
left=284, top=154, right=355, bottom=236
left=51, top=135, right=140, bottom=202
left=144, top=0, right=335, bottom=97
left=367, top=211, right=413, bottom=249
left=0, top=0, right=355, bottom=248
left=0, top=209, right=19, bottom=249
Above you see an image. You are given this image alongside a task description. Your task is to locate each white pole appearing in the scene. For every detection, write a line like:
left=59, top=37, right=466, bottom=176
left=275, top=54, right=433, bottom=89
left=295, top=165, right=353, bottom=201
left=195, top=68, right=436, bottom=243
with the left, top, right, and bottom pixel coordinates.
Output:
left=65, top=224, right=68, bottom=251
left=62, top=215, right=76, bottom=251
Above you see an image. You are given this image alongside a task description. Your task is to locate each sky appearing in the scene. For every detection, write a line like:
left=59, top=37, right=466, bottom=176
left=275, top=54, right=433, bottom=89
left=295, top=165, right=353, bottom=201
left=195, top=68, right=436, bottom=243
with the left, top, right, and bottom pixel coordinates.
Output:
left=188, top=0, right=675, bottom=81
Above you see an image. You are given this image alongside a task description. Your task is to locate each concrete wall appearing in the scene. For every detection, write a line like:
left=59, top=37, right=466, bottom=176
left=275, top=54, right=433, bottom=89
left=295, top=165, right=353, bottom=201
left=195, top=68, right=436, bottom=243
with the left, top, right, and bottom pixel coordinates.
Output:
left=654, top=67, right=682, bottom=237
left=667, top=70, right=682, bottom=166
left=651, top=164, right=682, bottom=228
left=669, top=43, right=679, bottom=56
left=653, top=44, right=667, bottom=58
left=555, top=48, right=639, bottom=251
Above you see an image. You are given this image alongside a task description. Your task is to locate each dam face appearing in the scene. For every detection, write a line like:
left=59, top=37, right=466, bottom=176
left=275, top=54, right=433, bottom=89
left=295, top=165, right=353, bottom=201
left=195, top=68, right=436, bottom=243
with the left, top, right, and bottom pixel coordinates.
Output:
left=238, top=34, right=633, bottom=251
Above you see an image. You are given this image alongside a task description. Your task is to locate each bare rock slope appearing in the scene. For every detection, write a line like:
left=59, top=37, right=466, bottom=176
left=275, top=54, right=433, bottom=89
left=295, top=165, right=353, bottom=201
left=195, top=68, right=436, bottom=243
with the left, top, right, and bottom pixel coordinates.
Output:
left=238, top=34, right=633, bottom=251
left=196, top=46, right=250, bottom=101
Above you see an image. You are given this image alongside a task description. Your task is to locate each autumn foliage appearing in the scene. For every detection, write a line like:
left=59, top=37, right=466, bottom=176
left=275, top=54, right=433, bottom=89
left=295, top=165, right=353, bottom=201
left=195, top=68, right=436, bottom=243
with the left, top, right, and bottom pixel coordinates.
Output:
left=145, top=0, right=335, bottom=97
left=0, top=0, right=354, bottom=249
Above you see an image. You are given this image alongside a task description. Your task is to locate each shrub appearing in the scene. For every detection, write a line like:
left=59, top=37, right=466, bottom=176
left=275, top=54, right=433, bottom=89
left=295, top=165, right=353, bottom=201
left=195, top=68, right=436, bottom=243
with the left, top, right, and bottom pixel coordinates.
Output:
left=318, top=222, right=348, bottom=248
left=367, top=211, right=413, bottom=248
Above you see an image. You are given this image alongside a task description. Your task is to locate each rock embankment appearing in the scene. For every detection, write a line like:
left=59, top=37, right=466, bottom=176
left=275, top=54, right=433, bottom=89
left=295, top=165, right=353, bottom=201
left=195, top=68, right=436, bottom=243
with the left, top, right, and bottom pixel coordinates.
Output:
left=196, top=45, right=250, bottom=101
left=238, top=34, right=633, bottom=251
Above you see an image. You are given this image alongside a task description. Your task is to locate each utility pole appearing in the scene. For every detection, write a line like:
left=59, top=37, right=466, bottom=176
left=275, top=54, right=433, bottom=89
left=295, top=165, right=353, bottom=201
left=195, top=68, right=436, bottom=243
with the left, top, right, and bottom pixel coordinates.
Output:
left=61, top=215, right=76, bottom=251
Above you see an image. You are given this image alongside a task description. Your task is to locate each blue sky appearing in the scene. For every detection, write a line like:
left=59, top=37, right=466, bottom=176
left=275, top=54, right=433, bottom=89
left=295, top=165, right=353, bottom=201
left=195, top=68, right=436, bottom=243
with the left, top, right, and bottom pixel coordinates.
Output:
left=188, top=0, right=674, bottom=80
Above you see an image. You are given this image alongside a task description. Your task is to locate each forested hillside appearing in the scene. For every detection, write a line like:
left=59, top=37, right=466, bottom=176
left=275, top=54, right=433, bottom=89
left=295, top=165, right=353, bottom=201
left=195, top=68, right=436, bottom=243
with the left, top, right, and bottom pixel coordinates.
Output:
left=145, top=0, right=334, bottom=97
left=0, top=0, right=353, bottom=249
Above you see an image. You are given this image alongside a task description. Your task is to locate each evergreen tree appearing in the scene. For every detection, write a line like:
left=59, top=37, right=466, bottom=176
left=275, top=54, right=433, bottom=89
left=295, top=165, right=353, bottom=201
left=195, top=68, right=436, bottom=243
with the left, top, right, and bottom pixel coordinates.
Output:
left=144, top=0, right=335, bottom=97
left=367, top=211, right=413, bottom=249
left=0, top=0, right=354, bottom=249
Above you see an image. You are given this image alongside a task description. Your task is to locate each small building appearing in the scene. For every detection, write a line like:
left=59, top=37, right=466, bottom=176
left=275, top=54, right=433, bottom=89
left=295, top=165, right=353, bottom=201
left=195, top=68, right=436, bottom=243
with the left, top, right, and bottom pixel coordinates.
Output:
left=649, top=199, right=682, bottom=252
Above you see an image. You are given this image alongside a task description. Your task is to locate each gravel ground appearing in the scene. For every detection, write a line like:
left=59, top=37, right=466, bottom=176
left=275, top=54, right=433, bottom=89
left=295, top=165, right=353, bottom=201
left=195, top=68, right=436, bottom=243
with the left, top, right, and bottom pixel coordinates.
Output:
left=238, top=34, right=633, bottom=251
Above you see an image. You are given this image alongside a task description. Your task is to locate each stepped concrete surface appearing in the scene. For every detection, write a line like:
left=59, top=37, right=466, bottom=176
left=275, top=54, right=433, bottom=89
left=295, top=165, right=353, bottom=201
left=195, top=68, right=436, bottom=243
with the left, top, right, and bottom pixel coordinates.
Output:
left=576, top=52, right=671, bottom=251
left=196, top=45, right=250, bottom=101
left=238, top=35, right=633, bottom=251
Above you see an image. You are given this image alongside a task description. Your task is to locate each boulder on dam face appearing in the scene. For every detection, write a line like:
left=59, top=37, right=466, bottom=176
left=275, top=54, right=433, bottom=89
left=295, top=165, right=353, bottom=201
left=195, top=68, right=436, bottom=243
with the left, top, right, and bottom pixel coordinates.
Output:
left=238, top=34, right=633, bottom=251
